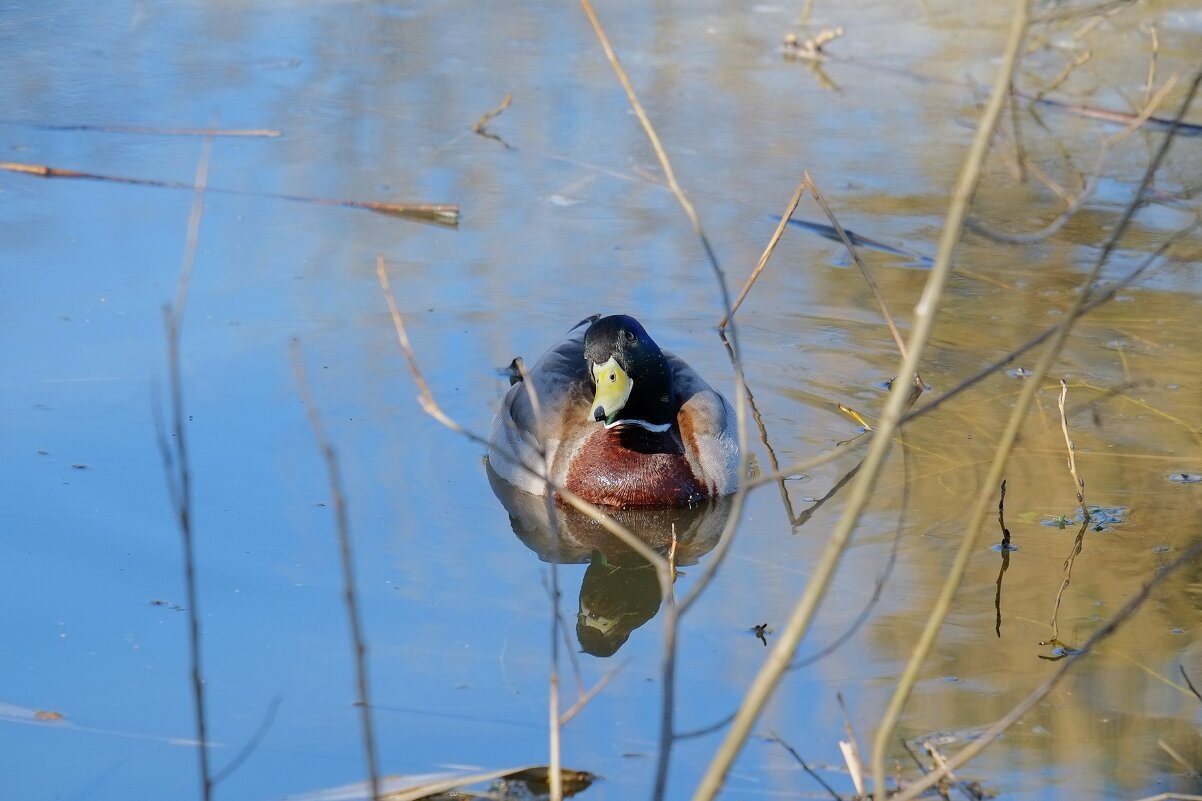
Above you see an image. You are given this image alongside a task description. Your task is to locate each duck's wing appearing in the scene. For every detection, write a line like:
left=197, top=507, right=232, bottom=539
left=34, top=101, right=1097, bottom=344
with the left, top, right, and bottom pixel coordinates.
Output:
left=666, top=350, right=740, bottom=495
left=488, top=316, right=597, bottom=494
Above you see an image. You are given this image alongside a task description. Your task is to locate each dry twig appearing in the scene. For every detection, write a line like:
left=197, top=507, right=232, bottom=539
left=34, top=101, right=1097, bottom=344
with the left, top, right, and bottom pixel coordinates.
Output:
left=291, top=341, right=381, bottom=801
left=1158, top=739, right=1202, bottom=783
left=720, top=174, right=808, bottom=329
left=894, top=539, right=1202, bottom=801
left=806, top=172, right=910, bottom=363
left=890, top=60, right=1202, bottom=801
left=473, top=94, right=514, bottom=148
left=770, top=731, right=844, bottom=801
left=576, top=6, right=753, bottom=799
left=0, top=161, right=459, bottom=226
left=1057, top=379, right=1088, bottom=516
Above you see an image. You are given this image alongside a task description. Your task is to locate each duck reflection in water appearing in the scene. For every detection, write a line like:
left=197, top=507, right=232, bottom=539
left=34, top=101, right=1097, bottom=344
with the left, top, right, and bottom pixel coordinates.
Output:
left=487, top=466, right=731, bottom=656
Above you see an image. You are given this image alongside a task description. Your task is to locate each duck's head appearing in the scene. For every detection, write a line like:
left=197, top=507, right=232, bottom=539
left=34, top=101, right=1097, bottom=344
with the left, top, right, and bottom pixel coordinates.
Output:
left=583, top=315, right=675, bottom=430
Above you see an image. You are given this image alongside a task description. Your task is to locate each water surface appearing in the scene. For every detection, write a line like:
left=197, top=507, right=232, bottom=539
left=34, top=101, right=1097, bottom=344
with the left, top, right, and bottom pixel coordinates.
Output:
left=3, top=2, right=1201, bottom=799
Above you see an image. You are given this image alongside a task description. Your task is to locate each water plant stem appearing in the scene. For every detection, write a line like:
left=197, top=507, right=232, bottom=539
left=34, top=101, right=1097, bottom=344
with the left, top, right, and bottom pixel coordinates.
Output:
left=876, top=44, right=1202, bottom=801
left=693, top=1, right=1033, bottom=796
left=291, top=343, right=381, bottom=801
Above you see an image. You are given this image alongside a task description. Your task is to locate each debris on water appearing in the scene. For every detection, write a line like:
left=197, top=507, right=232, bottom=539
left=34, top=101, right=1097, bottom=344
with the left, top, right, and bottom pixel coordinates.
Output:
left=1169, top=472, right=1201, bottom=484
left=752, top=623, right=770, bottom=646
left=1039, top=643, right=1086, bottom=660
left=1151, top=544, right=1171, bottom=554
left=1040, top=506, right=1126, bottom=532
left=990, top=542, right=1020, bottom=553
left=781, top=27, right=845, bottom=61
left=1007, top=367, right=1032, bottom=379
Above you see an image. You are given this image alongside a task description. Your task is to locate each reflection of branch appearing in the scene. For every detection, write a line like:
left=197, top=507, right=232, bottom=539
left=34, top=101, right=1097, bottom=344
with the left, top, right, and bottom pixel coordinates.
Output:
left=576, top=7, right=754, bottom=799
left=894, top=538, right=1202, bottom=801
left=376, top=256, right=668, bottom=801
left=211, top=696, right=283, bottom=786
left=1157, top=739, right=1201, bottom=783
left=994, top=480, right=1012, bottom=638
left=1032, top=50, right=1092, bottom=102
left=974, top=70, right=1181, bottom=246
left=291, top=342, right=381, bottom=801
left=790, top=427, right=912, bottom=672
left=473, top=93, right=513, bottom=149
left=1, top=120, right=280, bottom=137
left=890, top=59, right=1202, bottom=801
left=902, top=217, right=1201, bottom=428
left=559, top=660, right=627, bottom=726
left=1030, top=0, right=1133, bottom=24
left=1048, top=520, right=1088, bottom=643
left=375, top=258, right=669, bottom=583
left=769, top=731, right=843, bottom=801
left=157, top=138, right=213, bottom=801
left=701, top=0, right=1033, bottom=791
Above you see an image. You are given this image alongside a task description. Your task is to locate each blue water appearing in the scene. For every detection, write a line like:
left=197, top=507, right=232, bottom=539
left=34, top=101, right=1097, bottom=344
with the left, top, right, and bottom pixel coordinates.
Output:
left=4, top=2, right=1202, bottom=800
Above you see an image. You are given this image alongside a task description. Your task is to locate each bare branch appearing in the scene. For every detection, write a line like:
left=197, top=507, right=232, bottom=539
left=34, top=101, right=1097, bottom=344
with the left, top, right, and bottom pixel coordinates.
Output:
left=291, top=342, right=382, bottom=801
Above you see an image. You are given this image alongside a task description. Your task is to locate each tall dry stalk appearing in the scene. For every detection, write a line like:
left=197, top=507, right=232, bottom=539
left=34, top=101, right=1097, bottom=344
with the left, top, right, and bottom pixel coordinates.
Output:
left=576, top=5, right=755, bottom=798
left=693, top=1, right=1033, bottom=797
left=291, top=342, right=381, bottom=801
left=873, top=48, right=1202, bottom=799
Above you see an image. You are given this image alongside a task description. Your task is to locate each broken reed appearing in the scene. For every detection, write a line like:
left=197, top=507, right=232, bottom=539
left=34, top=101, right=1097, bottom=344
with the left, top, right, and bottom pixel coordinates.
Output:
left=0, top=161, right=459, bottom=227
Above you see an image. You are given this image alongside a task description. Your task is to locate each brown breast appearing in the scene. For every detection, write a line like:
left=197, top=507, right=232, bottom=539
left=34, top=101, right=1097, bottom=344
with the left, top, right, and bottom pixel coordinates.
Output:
left=562, top=425, right=705, bottom=508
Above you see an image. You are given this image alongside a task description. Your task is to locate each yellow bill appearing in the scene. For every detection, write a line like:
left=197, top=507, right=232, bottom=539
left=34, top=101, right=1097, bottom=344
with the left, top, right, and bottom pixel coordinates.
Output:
left=590, top=357, right=632, bottom=425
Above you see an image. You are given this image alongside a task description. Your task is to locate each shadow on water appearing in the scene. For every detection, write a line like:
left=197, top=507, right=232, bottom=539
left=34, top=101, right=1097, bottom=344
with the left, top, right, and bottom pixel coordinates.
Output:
left=487, top=464, right=731, bottom=656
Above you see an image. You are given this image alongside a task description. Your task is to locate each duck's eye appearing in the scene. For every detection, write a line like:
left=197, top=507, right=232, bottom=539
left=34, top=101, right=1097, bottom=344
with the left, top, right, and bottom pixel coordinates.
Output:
left=608, top=372, right=616, bottom=382
left=624, top=331, right=637, bottom=344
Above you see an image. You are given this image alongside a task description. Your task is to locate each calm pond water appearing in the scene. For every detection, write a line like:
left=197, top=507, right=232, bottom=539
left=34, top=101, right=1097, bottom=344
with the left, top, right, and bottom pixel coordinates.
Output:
left=3, top=1, right=1201, bottom=799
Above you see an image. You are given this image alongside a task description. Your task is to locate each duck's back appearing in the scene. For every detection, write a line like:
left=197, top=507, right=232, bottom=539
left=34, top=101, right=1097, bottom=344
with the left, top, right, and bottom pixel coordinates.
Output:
left=488, top=317, right=595, bottom=496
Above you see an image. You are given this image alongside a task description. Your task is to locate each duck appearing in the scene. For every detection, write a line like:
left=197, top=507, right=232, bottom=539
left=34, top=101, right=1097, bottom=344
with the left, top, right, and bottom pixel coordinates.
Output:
left=488, top=314, right=739, bottom=508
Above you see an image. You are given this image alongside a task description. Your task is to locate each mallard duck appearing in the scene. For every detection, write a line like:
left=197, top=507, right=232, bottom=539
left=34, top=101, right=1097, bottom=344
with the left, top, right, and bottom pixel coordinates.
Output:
left=488, top=314, right=739, bottom=508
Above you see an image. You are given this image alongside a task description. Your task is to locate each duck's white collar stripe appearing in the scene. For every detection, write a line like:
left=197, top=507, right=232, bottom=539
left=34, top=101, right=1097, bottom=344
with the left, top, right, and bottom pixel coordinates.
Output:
left=604, top=419, right=672, bottom=432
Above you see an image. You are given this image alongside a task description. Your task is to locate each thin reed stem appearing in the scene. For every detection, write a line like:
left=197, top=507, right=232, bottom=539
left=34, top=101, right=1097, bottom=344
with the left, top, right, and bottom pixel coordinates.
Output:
left=695, top=1, right=1032, bottom=796
left=291, top=342, right=381, bottom=801
left=375, top=258, right=671, bottom=589
left=720, top=174, right=808, bottom=329
left=894, top=539, right=1202, bottom=801
left=874, top=51, right=1202, bottom=799
left=0, top=161, right=458, bottom=226
left=805, top=172, right=908, bottom=361
left=1057, top=379, right=1087, bottom=516
left=577, top=6, right=752, bottom=798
